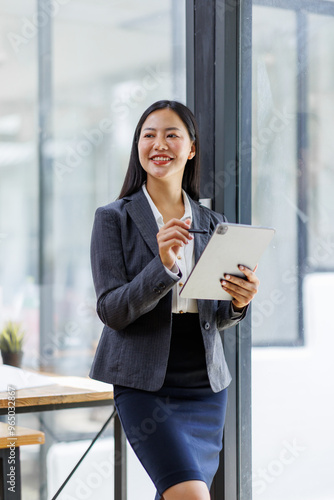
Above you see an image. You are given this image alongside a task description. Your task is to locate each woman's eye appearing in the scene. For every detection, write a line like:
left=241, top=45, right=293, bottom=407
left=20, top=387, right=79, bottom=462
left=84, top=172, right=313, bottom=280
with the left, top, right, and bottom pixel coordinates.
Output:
left=144, top=134, right=154, bottom=138
left=167, top=134, right=178, bottom=138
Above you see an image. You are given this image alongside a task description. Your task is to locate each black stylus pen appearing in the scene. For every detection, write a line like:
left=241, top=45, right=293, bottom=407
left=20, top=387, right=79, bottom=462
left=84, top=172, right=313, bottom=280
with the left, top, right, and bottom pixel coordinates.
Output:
left=188, top=229, right=208, bottom=234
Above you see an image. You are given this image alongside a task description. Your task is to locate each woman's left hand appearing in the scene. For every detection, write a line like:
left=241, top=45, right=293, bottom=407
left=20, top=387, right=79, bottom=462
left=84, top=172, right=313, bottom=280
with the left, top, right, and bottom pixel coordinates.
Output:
left=220, top=265, right=260, bottom=311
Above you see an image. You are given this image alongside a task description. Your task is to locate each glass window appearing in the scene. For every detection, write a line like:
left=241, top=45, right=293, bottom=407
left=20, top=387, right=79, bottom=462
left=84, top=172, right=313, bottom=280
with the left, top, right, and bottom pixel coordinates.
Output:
left=308, top=13, right=334, bottom=271
left=0, top=1, right=186, bottom=499
left=0, top=0, right=39, bottom=356
left=251, top=5, right=298, bottom=345
left=250, top=2, right=334, bottom=499
left=50, top=0, right=186, bottom=376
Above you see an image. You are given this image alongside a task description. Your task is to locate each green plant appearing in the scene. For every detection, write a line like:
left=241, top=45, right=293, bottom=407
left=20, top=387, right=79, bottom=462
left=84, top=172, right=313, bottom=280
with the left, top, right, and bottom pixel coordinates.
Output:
left=0, top=321, right=25, bottom=353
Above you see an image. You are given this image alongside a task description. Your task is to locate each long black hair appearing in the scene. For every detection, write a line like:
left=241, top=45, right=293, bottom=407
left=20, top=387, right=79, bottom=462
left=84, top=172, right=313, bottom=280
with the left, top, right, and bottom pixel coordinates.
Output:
left=118, top=100, right=201, bottom=200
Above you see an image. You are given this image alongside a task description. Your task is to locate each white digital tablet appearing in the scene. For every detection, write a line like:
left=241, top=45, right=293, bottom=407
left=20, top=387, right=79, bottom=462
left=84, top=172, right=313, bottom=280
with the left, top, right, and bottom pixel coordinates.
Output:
left=179, top=222, right=275, bottom=301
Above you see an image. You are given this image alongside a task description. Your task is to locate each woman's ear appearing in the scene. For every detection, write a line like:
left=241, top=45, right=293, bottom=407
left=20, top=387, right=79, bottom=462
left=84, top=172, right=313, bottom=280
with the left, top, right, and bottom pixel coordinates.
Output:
left=188, top=144, right=196, bottom=160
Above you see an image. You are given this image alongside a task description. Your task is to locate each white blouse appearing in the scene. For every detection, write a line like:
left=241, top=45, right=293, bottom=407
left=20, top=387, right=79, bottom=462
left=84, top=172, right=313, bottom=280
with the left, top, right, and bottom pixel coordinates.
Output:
left=142, top=184, right=198, bottom=314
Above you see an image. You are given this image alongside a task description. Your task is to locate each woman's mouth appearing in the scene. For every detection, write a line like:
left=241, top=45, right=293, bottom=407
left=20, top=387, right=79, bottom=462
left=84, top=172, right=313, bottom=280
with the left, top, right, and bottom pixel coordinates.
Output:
left=150, top=156, right=173, bottom=165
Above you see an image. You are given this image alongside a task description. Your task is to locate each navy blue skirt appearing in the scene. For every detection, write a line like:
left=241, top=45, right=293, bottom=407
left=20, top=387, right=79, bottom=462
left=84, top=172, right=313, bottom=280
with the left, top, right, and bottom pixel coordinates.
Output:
left=113, top=314, right=228, bottom=498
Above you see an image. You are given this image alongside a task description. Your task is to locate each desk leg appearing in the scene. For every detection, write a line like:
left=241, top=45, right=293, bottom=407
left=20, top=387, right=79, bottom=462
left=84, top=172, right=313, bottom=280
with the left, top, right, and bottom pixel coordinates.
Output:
left=0, top=447, right=21, bottom=500
left=114, top=412, right=127, bottom=500
left=50, top=409, right=116, bottom=500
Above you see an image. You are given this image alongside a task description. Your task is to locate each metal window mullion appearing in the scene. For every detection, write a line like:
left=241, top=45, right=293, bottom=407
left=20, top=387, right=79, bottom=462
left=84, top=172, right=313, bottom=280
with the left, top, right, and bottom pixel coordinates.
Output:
left=37, top=0, right=54, bottom=371
left=237, top=0, right=253, bottom=497
left=37, top=2, right=54, bottom=499
left=186, top=0, right=195, bottom=112
left=296, top=9, right=309, bottom=344
left=214, top=0, right=239, bottom=498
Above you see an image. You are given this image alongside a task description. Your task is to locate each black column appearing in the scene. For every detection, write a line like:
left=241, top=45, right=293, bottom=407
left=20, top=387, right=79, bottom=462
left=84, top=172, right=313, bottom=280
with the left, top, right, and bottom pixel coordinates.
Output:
left=186, top=0, right=216, bottom=202
left=186, top=1, right=253, bottom=499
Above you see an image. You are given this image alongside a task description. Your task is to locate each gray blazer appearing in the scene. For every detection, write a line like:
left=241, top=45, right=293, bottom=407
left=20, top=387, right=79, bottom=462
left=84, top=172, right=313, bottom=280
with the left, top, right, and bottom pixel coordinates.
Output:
left=89, top=188, right=247, bottom=392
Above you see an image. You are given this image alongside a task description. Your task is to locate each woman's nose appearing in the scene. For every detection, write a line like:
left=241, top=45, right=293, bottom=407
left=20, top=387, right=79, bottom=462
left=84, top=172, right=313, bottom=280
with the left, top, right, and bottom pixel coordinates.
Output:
left=154, top=136, right=168, bottom=150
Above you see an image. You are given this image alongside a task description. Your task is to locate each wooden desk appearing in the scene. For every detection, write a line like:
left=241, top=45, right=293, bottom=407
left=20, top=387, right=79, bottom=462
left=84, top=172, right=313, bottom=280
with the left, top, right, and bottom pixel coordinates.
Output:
left=0, top=374, right=114, bottom=415
left=0, top=369, right=126, bottom=500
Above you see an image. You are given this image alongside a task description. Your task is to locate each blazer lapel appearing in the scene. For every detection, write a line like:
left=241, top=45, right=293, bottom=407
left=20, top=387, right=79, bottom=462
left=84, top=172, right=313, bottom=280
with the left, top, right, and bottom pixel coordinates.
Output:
left=125, top=189, right=159, bottom=256
left=189, top=199, right=212, bottom=264
left=125, top=190, right=213, bottom=260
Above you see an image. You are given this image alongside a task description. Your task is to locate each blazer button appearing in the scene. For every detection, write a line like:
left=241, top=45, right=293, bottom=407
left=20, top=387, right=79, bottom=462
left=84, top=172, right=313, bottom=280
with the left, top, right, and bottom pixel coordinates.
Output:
left=158, top=281, right=166, bottom=290
left=204, top=322, right=210, bottom=330
left=153, top=287, right=161, bottom=294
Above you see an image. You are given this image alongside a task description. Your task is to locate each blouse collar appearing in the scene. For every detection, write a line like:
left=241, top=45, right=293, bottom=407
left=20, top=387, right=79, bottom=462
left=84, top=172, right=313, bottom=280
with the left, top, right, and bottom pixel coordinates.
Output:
left=142, top=183, right=193, bottom=228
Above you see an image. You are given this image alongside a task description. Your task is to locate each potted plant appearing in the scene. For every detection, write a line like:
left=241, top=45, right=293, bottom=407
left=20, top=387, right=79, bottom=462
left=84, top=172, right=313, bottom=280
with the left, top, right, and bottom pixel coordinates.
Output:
left=0, top=321, right=25, bottom=368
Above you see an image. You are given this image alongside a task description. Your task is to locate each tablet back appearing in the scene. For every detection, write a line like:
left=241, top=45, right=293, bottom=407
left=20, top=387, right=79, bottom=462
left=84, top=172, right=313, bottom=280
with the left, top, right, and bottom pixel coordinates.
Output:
left=179, top=223, right=275, bottom=301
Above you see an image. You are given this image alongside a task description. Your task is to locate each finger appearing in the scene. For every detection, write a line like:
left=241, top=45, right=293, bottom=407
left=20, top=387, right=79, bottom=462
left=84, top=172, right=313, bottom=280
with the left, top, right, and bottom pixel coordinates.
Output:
left=158, top=231, right=192, bottom=247
left=226, top=266, right=260, bottom=287
left=164, top=225, right=194, bottom=238
left=165, top=238, right=187, bottom=249
left=159, top=239, right=187, bottom=252
left=220, top=276, right=258, bottom=307
left=224, top=287, right=249, bottom=308
left=163, top=218, right=192, bottom=231
left=159, top=219, right=194, bottom=242
left=223, top=273, right=259, bottom=292
left=220, top=279, right=254, bottom=300
left=220, top=283, right=253, bottom=309
left=158, top=227, right=193, bottom=243
left=159, top=239, right=186, bottom=267
left=158, top=228, right=193, bottom=249
left=237, top=265, right=259, bottom=282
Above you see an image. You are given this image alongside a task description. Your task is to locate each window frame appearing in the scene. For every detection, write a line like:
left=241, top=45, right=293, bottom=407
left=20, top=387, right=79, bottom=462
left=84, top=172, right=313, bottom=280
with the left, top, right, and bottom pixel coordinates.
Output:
left=186, top=1, right=253, bottom=498
left=252, top=0, right=334, bottom=348
left=187, top=0, right=334, bottom=497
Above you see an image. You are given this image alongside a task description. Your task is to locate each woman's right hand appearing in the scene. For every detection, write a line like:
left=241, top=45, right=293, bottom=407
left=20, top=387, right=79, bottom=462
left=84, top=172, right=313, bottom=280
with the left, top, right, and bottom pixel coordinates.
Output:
left=157, top=218, right=193, bottom=270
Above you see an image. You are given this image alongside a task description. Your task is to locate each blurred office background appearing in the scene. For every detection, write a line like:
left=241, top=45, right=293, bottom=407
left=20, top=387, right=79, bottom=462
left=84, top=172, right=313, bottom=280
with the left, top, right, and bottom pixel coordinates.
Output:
left=0, top=0, right=333, bottom=499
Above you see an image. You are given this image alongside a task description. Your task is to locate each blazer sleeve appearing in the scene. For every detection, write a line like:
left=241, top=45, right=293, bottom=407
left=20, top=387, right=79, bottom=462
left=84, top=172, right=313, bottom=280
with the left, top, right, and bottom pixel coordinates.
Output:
left=216, top=301, right=248, bottom=331
left=90, top=206, right=178, bottom=331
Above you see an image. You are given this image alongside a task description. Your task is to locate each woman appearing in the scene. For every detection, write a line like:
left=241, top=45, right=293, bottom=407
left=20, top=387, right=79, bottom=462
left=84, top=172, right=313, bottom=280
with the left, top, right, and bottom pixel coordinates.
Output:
left=90, top=100, right=259, bottom=500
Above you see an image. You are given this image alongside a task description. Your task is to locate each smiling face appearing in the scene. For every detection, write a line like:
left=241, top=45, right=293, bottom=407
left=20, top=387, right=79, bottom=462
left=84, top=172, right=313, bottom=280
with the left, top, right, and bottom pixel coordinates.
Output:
left=138, top=108, right=196, bottom=186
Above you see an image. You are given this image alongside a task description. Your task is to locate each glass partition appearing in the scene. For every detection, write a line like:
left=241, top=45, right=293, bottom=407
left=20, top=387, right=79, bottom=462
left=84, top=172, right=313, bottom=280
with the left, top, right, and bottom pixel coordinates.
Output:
left=251, top=5, right=298, bottom=346
left=251, top=2, right=334, bottom=499
left=0, top=1, right=186, bottom=498
left=0, top=0, right=39, bottom=357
